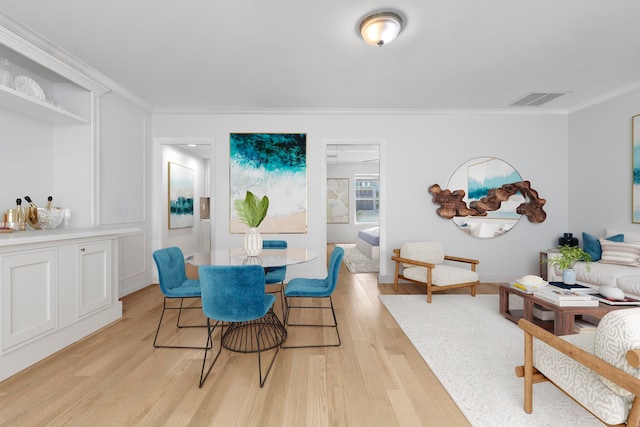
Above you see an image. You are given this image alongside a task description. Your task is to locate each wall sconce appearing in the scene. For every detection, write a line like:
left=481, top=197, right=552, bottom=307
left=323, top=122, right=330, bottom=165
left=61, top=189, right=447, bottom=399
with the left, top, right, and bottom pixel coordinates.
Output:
left=359, top=12, right=403, bottom=47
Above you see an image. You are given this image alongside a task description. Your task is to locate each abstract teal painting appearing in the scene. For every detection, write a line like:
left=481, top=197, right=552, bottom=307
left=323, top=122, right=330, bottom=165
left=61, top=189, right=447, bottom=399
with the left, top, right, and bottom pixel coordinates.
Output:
left=168, top=162, right=194, bottom=229
left=634, top=114, right=640, bottom=223
left=230, top=133, right=307, bottom=233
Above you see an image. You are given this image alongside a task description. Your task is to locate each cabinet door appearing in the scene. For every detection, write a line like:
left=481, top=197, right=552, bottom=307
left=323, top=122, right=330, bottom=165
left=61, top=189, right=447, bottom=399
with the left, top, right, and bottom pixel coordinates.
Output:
left=1, top=248, right=58, bottom=352
left=77, top=241, right=111, bottom=318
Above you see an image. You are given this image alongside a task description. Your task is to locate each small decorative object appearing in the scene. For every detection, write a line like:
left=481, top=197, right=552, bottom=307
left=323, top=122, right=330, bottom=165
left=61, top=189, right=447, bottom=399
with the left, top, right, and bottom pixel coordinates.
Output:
left=558, top=232, right=579, bottom=247
left=234, top=191, right=269, bottom=256
left=61, top=208, right=71, bottom=228
left=0, top=58, right=13, bottom=88
left=545, top=244, right=592, bottom=285
left=37, top=207, right=63, bottom=229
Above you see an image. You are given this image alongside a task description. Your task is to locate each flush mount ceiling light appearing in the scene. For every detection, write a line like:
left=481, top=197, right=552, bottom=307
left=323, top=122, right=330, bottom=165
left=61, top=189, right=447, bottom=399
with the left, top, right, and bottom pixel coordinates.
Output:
left=359, top=12, right=403, bottom=47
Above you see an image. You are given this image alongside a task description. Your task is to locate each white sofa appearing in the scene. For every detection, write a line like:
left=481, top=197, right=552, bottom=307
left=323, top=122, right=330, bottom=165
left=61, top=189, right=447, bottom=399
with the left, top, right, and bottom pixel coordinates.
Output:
left=518, top=308, right=640, bottom=425
left=547, top=228, right=640, bottom=299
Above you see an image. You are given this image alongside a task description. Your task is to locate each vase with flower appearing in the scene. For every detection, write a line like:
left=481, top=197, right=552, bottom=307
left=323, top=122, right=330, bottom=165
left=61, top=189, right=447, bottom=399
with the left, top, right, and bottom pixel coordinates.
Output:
left=234, top=191, right=269, bottom=256
left=545, top=244, right=592, bottom=285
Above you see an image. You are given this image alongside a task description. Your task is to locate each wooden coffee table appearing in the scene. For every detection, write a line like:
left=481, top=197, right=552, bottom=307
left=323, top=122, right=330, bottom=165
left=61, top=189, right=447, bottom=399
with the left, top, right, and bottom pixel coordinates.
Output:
left=499, top=283, right=628, bottom=335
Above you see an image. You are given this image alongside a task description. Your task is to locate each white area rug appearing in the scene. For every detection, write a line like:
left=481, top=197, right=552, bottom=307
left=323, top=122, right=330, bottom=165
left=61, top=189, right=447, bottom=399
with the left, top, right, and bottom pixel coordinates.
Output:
left=335, top=243, right=379, bottom=273
left=378, top=294, right=604, bottom=427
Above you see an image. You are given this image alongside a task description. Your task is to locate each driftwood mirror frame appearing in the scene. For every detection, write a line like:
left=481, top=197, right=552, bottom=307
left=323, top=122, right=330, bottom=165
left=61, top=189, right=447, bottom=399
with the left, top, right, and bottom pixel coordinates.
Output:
left=430, top=157, right=546, bottom=239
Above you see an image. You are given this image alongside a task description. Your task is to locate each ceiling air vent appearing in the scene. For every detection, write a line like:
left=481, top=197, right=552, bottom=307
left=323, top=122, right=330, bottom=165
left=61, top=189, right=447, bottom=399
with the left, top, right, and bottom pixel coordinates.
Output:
left=510, top=92, right=567, bottom=107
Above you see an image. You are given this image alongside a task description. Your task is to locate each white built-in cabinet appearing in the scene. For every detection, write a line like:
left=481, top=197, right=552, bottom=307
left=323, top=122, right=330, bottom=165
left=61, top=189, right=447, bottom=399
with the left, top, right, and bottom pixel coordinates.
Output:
left=0, top=20, right=150, bottom=381
left=0, top=230, right=137, bottom=381
left=75, top=240, right=111, bottom=318
left=1, top=247, right=58, bottom=351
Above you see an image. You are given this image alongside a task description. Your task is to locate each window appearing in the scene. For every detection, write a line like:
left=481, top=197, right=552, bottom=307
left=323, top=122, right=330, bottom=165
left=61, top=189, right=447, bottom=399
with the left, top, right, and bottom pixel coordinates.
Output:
left=355, top=175, right=379, bottom=223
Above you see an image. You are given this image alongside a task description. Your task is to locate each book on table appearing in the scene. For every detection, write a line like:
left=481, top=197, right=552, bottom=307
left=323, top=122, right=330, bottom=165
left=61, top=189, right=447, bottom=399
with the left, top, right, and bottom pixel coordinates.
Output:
left=574, top=319, right=598, bottom=333
left=590, top=293, right=640, bottom=306
left=534, top=288, right=599, bottom=307
left=548, top=281, right=594, bottom=293
left=535, top=288, right=593, bottom=300
left=510, top=281, right=547, bottom=294
left=510, top=282, right=535, bottom=293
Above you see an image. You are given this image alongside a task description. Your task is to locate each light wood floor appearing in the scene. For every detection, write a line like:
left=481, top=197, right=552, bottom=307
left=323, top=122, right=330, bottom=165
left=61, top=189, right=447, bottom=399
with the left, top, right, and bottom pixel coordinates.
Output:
left=0, top=246, right=500, bottom=427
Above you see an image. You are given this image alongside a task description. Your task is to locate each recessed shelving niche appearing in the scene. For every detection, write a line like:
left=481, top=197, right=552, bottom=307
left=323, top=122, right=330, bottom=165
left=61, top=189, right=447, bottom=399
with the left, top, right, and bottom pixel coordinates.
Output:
left=0, top=83, right=88, bottom=124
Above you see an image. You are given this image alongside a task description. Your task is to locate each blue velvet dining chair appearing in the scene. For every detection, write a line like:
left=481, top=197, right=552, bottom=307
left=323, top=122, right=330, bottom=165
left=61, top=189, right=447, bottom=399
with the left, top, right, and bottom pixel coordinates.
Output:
left=198, top=264, right=284, bottom=388
left=282, top=246, right=344, bottom=348
left=152, top=247, right=209, bottom=349
left=263, top=239, right=287, bottom=318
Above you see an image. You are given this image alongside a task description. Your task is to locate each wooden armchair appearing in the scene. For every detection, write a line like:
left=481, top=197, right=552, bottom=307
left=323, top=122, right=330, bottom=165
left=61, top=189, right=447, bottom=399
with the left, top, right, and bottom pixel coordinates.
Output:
left=517, top=309, right=640, bottom=426
left=391, top=242, right=479, bottom=303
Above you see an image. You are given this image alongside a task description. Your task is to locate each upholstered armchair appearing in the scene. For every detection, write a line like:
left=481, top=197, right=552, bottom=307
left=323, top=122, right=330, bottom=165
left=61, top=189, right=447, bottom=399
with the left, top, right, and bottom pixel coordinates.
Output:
left=517, top=308, right=640, bottom=426
left=391, top=241, right=479, bottom=303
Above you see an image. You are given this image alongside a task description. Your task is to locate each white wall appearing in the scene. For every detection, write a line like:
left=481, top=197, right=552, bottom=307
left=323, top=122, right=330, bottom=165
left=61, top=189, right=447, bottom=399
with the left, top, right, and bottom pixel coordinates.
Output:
left=0, top=110, right=55, bottom=210
left=568, top=87, right=640, bottom=237
left=153, top=111, right=568, bottom=282
left=327, top=162, right=379, bottom=243
left=98, top=92, right=153, bottom=297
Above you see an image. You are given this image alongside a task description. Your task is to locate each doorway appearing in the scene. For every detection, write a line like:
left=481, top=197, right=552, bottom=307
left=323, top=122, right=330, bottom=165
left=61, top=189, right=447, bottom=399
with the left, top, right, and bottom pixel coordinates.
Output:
left=325, top=141, right=382, bottom=274
left=153, top=137, right=213, bottom=257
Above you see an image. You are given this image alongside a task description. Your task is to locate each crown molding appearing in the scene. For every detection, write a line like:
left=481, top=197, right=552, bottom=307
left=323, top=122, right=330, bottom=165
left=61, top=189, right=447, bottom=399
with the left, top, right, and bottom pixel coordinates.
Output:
left=0, top=13, right=110, bottom=94
left=568, top=80, right=640, bottom=114
left=151, top=106, right=569, bottom=116
left=0, top=12, right=152, bottom=111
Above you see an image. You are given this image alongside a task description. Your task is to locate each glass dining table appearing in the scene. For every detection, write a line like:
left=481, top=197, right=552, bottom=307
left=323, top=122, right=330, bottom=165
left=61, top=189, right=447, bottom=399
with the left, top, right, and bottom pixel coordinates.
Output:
left=186, top=247, right=318, bottom=269
left=185, top=247, right=318, bottom=353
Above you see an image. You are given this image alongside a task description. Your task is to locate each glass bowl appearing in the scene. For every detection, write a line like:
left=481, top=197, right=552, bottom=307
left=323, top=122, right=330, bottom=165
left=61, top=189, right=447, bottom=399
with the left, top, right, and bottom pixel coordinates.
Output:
left=37, top=207, right=63, bottom=229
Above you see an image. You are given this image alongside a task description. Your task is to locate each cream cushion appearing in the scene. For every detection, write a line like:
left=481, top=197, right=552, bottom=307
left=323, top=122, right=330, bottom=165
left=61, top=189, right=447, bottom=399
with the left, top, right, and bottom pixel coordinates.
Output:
left=400, top=242, right=444, bottom=267
left=594, top=308, right=640, bottom=396
left=403, top=265, right=478, bottom=286
left=533, top=332, right=633, bottom=425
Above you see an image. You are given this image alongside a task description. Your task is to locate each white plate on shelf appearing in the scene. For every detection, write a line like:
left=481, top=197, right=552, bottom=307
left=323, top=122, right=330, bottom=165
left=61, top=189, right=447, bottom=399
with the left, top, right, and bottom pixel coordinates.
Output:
left=13, top=75, right=46, bottom=101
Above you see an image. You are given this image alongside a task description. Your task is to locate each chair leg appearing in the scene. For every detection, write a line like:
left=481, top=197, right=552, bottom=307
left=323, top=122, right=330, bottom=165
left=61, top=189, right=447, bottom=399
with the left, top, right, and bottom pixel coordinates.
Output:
left=281, top=296, right=341, bottom=348
left=257, top=308, right=280, bottom=387
left=199, top=319, right=223, bottom=388
left=153, top=297, right=210, bottom=349
left=175, top=297, right=208, bottom=329
left=278, top=283, right=285, bottom=320
left=266, top=283, right=286, bottom=321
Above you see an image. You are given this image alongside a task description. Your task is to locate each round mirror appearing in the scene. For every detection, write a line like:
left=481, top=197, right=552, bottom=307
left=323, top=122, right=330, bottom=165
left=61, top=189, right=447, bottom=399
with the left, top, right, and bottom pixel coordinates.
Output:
left=447, top=157, right=524, bottom=238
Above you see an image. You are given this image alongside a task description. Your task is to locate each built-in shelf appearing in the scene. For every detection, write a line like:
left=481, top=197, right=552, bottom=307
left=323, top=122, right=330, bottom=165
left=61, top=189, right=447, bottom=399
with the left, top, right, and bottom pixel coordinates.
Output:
left=0, top=84, right=89, bottom=124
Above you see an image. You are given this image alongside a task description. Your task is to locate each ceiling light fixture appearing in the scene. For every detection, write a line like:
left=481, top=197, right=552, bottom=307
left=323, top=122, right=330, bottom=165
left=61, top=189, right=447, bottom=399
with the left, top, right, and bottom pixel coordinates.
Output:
left=359, top=12, right=403, bottom=47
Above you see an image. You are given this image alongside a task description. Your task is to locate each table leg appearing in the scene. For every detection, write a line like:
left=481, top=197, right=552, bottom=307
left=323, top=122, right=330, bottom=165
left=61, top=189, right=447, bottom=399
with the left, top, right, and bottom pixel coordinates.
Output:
left=554, top=312, right=574, bottom=336
left=499, top=286, right=509, bottom=316
left=523, top=298, right=534, bottom=322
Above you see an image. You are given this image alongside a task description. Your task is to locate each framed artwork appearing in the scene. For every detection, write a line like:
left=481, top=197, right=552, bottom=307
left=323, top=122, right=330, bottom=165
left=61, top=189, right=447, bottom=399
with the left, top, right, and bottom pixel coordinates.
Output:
left=634, top=114, right=640, bottom=223
left=229, top=133, right=307, bottom=233
left=168, top=162, right=194, bottom=229
left=327, top=178, right=349, bottom=224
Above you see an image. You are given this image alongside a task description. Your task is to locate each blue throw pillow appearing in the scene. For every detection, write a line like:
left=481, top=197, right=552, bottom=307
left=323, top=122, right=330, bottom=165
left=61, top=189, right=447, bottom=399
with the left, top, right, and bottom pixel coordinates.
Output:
left=582, top=232, right=624, bottom=261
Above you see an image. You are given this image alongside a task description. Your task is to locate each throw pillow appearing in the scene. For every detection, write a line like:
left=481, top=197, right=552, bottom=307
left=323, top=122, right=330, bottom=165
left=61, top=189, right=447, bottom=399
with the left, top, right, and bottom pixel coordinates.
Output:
left=582, top=232, right=624, bottom=261
left=599, top=239, right=640, bottom=266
